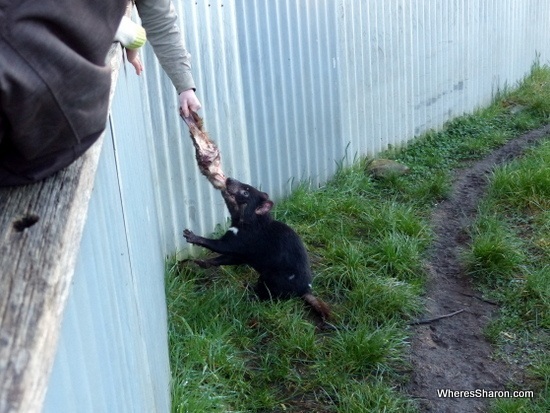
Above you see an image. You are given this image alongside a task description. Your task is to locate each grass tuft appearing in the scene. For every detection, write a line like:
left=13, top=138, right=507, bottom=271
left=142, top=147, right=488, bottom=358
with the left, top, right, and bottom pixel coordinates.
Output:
left=464, top=213, right=525, bottom=285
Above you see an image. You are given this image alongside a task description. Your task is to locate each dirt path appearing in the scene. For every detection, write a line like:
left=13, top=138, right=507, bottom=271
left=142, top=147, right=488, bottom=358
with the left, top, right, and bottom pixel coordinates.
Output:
left=406, top=125, right=550, bottom=413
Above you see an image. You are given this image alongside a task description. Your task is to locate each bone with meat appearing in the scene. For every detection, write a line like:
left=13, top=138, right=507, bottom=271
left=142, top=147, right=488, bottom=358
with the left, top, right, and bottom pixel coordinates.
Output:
left=181, top=110, right=227, bottom=190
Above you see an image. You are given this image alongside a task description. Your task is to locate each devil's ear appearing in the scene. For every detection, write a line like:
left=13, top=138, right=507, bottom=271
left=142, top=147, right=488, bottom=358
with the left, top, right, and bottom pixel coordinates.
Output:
left=255, top=200, right=274, bottom=215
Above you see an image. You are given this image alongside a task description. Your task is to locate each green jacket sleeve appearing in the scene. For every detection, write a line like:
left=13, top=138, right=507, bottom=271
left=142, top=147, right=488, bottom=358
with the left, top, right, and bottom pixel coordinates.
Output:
left=135, top=0, right=196, bottom=93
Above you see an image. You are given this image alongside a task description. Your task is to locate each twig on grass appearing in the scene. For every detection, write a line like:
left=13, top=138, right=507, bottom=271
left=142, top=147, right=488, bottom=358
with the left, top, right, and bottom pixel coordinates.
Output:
left=408, top=309, right=465, bottom=325
left=456, top=291, right=498, bottom=305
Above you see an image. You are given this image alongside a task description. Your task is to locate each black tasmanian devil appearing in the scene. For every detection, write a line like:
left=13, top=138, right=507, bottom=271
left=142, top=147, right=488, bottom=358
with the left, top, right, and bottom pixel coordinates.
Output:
left=183, top=178, right=330, bottom=320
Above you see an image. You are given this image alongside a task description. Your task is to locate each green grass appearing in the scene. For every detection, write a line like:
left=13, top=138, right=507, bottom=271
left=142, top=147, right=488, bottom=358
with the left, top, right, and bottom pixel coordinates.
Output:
left=463, top=139, right=550, bottom=413
left=167, top=63, right=550, bottom=412
left=167, top=176, right=425, bottom=412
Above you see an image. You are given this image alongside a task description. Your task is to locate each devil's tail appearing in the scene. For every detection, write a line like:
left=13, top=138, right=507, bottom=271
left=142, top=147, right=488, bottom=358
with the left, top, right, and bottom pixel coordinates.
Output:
left=302, top=293, right=331, bottom=320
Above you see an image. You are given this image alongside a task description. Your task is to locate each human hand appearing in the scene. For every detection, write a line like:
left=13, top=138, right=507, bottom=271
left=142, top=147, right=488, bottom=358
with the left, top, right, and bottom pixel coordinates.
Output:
left=179, top=89, right=202, bottom=117
left=125, top=48, right=143, bottom=75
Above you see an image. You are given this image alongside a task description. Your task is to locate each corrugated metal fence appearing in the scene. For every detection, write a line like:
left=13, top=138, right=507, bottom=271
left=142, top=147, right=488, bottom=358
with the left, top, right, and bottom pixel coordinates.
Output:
left=43, top=1, right=550, bottom=411
left=147, top=0, right=550, bottom=257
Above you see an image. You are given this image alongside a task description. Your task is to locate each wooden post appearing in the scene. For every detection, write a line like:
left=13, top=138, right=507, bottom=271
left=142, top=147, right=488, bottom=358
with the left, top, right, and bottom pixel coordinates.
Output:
left=0, top=45, right=123, bottom=413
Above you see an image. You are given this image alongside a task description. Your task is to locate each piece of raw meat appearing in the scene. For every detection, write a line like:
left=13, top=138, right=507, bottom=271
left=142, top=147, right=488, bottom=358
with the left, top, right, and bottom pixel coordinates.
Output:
left=181, top=110, right=227, bottom=190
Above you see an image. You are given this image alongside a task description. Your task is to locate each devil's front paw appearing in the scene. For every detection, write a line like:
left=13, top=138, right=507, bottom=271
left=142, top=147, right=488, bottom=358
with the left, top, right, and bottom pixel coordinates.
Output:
left=183, top=229, right=199, bottom=244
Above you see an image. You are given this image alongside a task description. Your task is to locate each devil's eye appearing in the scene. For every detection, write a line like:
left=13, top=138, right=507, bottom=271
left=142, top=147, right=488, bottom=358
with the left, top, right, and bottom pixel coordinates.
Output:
left=242, top=189, right=249, bottom=197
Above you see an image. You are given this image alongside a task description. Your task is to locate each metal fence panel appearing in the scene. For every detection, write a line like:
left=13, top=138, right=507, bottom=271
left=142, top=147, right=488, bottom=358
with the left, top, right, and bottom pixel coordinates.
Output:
left=43, top=67, right=169, bottom=413
left=144, top=0, right=550, bottom=256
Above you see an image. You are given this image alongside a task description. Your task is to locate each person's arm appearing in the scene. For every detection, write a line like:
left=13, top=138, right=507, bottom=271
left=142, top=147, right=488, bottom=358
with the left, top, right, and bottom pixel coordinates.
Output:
left=135, top=0, right=201, bottom=116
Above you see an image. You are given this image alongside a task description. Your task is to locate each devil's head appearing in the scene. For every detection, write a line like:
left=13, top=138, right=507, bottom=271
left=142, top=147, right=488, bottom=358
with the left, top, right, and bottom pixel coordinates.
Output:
left=222, top=178, right=273, bottom=225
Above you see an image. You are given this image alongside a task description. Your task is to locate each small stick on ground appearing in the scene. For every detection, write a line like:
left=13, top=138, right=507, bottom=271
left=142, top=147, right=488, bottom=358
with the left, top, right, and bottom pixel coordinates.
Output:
left=456, top=291, right=498, bottom=305
left=409, top=309, right=465, bottom=326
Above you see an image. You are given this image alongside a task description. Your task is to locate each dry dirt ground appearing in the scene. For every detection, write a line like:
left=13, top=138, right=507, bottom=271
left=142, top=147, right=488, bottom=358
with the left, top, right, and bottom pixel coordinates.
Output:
left=405, top=125, right=550, bottom=413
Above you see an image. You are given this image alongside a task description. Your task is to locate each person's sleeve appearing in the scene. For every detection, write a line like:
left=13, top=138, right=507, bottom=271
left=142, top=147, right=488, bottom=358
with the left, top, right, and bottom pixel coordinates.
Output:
left=135, top=0, right=196, bottom=93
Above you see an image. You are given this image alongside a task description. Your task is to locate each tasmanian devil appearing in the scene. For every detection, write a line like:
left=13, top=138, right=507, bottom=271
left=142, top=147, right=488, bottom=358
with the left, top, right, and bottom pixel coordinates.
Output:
left=183, top=178, right=330, bottom=320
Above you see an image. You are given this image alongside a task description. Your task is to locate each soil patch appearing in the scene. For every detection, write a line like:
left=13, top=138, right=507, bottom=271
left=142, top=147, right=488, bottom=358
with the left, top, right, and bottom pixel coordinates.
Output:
left=406, top=125, right=550, bottom=412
